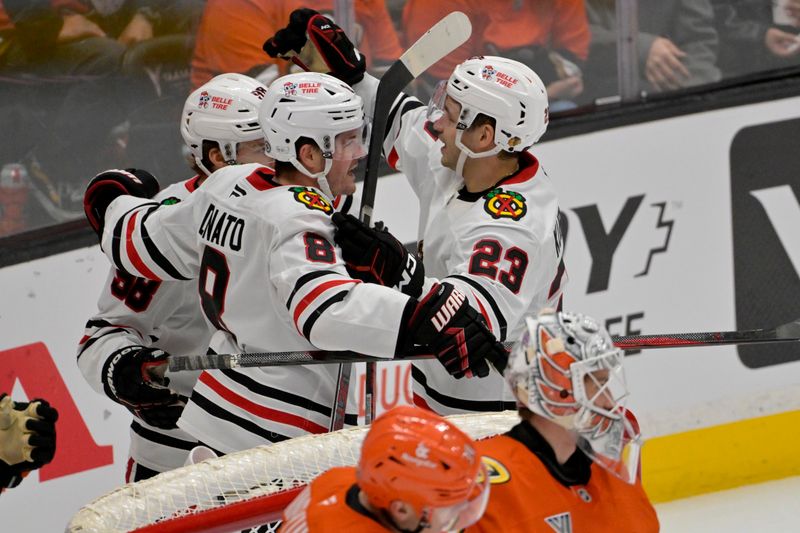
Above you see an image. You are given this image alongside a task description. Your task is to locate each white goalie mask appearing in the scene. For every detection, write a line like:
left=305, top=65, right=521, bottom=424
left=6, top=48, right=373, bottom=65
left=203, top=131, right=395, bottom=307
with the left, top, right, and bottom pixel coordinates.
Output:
left=505, top=309, right=642, bottom=484
left=428, top=56, right=549, bottom=176
left=181, top=73, right=268, bottom=176
left=259, top=72, right=368, bottom=199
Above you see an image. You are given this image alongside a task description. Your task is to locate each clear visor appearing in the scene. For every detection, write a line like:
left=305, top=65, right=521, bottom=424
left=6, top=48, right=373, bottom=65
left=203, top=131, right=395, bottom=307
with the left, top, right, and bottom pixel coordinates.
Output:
left=331, top=124, right=369, bottom=161
left=436, top=463, right=490, bottom=532
left=426, top=80, right=448, bottom=123
left=577, top=408, right=642, bottom=484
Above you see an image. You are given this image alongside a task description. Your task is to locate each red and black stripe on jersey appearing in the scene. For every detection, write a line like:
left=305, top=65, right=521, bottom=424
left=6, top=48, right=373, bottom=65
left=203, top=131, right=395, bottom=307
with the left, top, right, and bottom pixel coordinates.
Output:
left=78, top=319, right=145, bottom=360
left=286, top=271, right=360, bottom=341
left=411, top=366, right=517, bottom=413
left=110, top=202, right=190, bottom=282
left=218, top=368, right=357, bottom=425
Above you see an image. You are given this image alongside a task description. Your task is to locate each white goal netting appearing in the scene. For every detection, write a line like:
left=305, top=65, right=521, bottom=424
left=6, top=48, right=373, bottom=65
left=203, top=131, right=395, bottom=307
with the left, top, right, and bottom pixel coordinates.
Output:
left=67, top=411, right=520, bottom=533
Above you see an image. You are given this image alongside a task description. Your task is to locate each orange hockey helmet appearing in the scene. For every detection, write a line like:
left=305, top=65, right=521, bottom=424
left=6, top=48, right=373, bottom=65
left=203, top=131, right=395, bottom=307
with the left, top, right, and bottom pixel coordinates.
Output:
left=356, top=406, right=488, bottom=529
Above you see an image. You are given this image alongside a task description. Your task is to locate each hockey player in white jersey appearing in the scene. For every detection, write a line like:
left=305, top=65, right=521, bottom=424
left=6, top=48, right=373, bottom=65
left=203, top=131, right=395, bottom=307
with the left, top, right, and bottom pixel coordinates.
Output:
left=265, top=11, right=567, bottom=415
left=83, top=71, right=506, bottom=454
left=78, top=73, right=273, bottom=480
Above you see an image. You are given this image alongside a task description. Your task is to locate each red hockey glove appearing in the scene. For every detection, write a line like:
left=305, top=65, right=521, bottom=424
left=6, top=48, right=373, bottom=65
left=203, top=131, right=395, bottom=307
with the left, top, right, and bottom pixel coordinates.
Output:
left=402, top=283, right=504, bottom=379
left=102, top=346, right=185, bottom=430
left=84, top=168, right=160, bottom=236
left=332, top=212, right=424, bottom=298
left=0, top=394, right=58, bottom=490
left=263, top=8, right=366, bottom=85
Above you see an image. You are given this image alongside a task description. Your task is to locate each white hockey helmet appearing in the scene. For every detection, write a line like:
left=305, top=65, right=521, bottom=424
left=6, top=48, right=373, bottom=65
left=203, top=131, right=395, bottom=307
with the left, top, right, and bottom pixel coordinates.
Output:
left=429, top=56, right=549, bottom=173
left=259, top=72, right=367, bottom=199
left=505, top=309, right=641, bottom=483
left=181, top=73, right=268, bottom=175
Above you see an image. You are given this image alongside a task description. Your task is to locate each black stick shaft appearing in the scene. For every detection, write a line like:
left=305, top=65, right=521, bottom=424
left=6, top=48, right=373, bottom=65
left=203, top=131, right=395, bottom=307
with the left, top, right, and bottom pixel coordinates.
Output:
left=167, top=320, right=800, bottom=372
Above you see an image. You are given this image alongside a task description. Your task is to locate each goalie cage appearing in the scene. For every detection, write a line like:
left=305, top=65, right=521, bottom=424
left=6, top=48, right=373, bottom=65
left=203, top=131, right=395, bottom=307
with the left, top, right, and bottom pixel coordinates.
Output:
left=67, top=411, right=519, bottom=533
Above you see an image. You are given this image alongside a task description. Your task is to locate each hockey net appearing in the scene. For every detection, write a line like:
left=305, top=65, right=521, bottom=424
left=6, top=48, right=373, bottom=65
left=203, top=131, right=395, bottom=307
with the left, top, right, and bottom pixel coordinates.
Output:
left=67, top=411, right=519, bottom=533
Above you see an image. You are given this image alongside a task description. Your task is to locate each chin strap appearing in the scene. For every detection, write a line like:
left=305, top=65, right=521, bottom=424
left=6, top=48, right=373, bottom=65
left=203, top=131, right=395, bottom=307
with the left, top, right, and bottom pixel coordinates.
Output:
left=453, top=128, right=503, bottom=178
left=289, top=157, right=335, bottom=199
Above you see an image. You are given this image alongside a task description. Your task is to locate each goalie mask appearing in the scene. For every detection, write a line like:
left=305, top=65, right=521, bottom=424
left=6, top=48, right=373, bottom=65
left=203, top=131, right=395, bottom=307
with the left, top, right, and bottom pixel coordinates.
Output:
left=357, top=406, right=489, bottom=532
left=259, top=72, right=368, bottom=199
left=427, top=56, right=549, bottom=176
left=505, top=309, right=642, bottom=484
left=182, top=73, right=268, bottom=176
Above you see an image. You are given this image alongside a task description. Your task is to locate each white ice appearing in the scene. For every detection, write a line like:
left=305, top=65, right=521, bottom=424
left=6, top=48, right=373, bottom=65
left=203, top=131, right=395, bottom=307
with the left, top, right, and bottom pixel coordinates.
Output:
left=655, top=475, right=800, bottom=532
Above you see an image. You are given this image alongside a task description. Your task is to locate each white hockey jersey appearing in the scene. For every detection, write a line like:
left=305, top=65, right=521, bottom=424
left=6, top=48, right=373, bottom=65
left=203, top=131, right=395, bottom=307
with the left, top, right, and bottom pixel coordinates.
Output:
left=99, top=164, right=412, bottom=453
left=366, top=80, right=567, bottom=414
left=78, top=176, right=209, bottom=473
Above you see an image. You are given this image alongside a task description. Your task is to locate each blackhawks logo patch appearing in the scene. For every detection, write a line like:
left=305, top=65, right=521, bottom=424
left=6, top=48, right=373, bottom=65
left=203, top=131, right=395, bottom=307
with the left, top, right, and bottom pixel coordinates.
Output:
left=484, top=188, right=527, bottom=220
left=160, top=197, right=180, bottom=206
left=290, top=186, right=333, bottom=214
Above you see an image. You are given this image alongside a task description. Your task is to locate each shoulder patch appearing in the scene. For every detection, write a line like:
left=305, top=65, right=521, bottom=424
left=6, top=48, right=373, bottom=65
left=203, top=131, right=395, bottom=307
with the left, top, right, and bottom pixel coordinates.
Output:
left=480, top=455, right=511, bottom=485
left=290, top=186, right=333, bottom=215
left=160, top=196, right=181, bottom=206
left=483, top=188, right=527, bottom=221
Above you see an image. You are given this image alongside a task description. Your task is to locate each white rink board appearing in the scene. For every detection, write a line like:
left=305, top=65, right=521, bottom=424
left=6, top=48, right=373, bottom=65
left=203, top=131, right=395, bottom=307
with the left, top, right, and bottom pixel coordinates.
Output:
left=2, top=95, right=800, bottom=531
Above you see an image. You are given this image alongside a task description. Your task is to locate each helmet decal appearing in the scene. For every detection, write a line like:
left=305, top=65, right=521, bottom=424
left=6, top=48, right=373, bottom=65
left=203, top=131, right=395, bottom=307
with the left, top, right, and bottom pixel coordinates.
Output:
left=198, top=91, right=210, bottom=109
left=283, top=81, right=298, bottom=97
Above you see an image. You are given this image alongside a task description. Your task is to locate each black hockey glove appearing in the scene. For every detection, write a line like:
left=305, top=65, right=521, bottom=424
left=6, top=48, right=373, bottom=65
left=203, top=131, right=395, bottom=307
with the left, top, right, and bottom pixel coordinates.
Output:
left=0, top=394, right=58, bottom=490
left=84, top=168, right=160, bottom=236
left=263, top=8, right=366, bottom=85
left=332, top=212, right=425, bottom=298
left=102, top=346, right=185, bottom=430
left=402, top=283, right=505, bottom=379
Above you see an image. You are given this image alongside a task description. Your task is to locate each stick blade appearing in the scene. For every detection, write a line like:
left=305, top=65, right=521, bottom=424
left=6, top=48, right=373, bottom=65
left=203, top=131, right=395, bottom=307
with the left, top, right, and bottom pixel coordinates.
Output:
left=400, top=11, right=472, bottom=77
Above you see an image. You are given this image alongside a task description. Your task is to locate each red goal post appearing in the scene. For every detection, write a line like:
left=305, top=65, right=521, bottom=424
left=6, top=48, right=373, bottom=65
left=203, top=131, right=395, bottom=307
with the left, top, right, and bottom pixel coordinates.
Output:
left=67, top=411, right=520, bottom=533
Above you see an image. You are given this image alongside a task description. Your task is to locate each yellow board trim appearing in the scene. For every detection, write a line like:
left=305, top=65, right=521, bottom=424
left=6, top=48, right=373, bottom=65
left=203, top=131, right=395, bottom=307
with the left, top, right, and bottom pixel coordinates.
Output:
left=642, top=409, right=800, bottom=502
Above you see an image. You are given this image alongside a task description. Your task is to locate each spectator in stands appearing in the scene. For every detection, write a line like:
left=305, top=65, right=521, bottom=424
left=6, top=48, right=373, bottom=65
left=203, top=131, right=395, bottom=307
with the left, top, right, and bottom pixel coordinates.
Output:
left=582, top=0, right=721, bottom=101
left=711, top=0, right=800, bottom=79
left=191, top=0, right=403, bottom=90
left=0, top=393, right=58, bottom=493
left=402, top=0, right=589, bottom=107
left=0, top=0, right=201, bottom=226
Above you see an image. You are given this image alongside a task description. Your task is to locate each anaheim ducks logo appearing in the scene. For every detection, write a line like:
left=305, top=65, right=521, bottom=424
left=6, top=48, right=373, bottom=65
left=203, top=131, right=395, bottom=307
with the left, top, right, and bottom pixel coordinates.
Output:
left=290, top=186, right=333, bottom=214
left=480, top=456, right=511, bottom=485
left=484, top=188, right=527, bottom=220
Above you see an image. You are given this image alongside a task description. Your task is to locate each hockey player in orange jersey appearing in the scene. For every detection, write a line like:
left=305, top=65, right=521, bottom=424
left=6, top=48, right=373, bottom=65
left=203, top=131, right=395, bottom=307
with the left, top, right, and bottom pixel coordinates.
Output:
left=280, top=406, right=489, bottom=532
left=467, top=309, right=658, bottom=532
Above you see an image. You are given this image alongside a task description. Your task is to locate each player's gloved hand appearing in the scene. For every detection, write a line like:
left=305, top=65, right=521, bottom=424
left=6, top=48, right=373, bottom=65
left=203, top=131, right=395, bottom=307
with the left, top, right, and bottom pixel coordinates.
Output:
left=402, top=283, right=504, bottom=379
left=84, top=168, right=160, bottom=236
left=0, top=394, right=58, bottom=490
left=332, top=212, right=424, bottom=298
left=263, top=8, right=366, bottom=85
left=102, top=346, right=185, bottom=430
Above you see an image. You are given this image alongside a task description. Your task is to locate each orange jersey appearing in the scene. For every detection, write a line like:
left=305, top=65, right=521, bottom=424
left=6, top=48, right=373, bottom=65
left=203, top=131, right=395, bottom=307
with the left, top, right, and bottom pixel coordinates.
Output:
left=402, top=0, right=589, bottom=81
left=467, top=425, right=659, bottom=533
left=482, top=0, right=589, bottom=60
left=280, top=467, right=389, bottom=532
left=191, top=0, right=402, bottom=90
left=402, top=0, right=487, bottom=80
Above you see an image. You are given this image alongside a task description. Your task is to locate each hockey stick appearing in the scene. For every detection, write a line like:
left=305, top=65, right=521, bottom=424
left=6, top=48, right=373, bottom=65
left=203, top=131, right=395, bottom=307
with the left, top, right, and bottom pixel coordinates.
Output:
left=167, top=318, right=800, bottom=373
left=331, top=11, right=472, bottom=430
